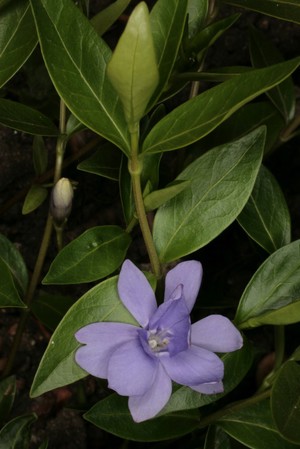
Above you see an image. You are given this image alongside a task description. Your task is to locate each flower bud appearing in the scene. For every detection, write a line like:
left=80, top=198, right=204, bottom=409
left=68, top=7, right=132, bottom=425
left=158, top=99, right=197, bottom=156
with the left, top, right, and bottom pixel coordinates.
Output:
left=50, top=177, right=73, bottom=225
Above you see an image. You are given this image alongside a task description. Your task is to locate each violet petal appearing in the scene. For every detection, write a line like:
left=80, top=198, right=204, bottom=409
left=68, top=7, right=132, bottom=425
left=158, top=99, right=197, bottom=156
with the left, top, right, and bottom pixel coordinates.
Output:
left=191, top=315, right=243, bottom=353
left=108, top=338, right=158, bottom=396
left=160, top=345, right=224, bottom=386
left=191, top=380, right=224, bottom=394
left=75, top=322, right=138, bottom=378
left=164, top=261, right=202, bottom=312
left=118, top=260, right=157, bottom=327
left=128, top=364, right=172, bottom=422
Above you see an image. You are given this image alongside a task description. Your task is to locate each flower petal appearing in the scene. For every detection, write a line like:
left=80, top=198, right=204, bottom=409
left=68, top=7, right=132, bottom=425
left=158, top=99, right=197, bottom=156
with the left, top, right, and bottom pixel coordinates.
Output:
left=118, top=259, right=157, bottom=327
left=75, top=322, right=138, bottom=378
left=160, top=345, right=224, bottom=386
left=128, top=364, right=172, bottom=422
left=191, top=381, right=224, bottom=394
left=191, top=315, right=243, bottom=353
left=164, top=261, right=202, bottom=312
left=108, top=338, right=158, bottom=396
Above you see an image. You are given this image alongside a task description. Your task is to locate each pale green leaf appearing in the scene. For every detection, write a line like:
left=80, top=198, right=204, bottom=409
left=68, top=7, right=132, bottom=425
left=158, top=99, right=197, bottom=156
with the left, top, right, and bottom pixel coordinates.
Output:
left=22, top=185, right=48, bottom=215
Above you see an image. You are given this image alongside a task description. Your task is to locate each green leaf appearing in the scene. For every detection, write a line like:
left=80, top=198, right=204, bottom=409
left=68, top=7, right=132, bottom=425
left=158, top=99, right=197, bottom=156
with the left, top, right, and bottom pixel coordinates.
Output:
left=0, top=234, right=28, bottom=294
left=43, top=226, right=131, bottom=284
left=0, top=0, right=37, bottom=88
left=243, top=302, right=300, bottom=327
left=161, top=339, right=252, bottom=415
left=223, top=0, right=300, bottom=24
left=271, top=361, right=300, bottom=444
left=90, top=0, right=132, bottom=36
left=219, top=399, right=299, bottom=449
left=107, top=2, right=159, bottom=130
left=235, top=240, right=300, bottom=329
left=30, top=0, right=130, bottom=154
left=249, top=26, right=295, bottom=122
left=142, top=58, right=300, bottom=154
left=32, top=136, right=48, bottom=176
left=0, top=258, right=26, bottom=308
left=153, top=127, right=265, bottom=263
left=204, top=426, right=232, bottom=449
left=144, top=180, right=190, bottom=212
left=0, top=99, right=58, bottom=136
left=187, top=0, right=208, bottom=37
left=147, top=0, right=188, bottom=111
left=0, top=414, right=36, bottom=449
left=31, top=291, right=75, bottom=331
left=22, top=185, right=48, bottom=215
left=77, top=143, right=121, bottom=181
left=237, top=165, right=291, bottom=254
left=84, top=394, right=199, bottom=442
left=30, top=276, right=137, bottom=397
left=0, top=376, right=16, bottom=425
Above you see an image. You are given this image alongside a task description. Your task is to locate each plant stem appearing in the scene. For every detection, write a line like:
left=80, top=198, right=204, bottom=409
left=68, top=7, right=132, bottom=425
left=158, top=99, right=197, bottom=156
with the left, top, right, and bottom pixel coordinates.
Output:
left=274, top=325, right=285, bottom=371
left=129, top=130, right=161, bottom=278
left=198, top=389, right=271, bottom=428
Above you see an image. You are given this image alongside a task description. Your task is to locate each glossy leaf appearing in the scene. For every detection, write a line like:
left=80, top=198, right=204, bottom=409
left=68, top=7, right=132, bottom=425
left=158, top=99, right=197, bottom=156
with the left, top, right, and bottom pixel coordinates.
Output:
left=0, top=0, right=37, bottom=88
left=31, top=292, right=75, bottom=331
left=84, top=394, right=199, bottom=442
left=144, top=180, right=190, bottom=212
left=0, top=258, right=26, bottom=308
left=91, top=0, right=131, bottom=36
left=0, top=99, right=58, bottom=136
left=249, top=26, right=295, bottom=122
left=0, top=414, right=36, bottom=449
left=153, top=127, right=265, bottom=263
left=77, top=143, right=121, bottom=181
left=142, top=58, right=300, bottom=154
left=32, top=136, right=47, bottom=176
left=219, top=399, right=299, bottom=449
left=30, top=276, right=137, bottom=397
left=223, top=0, right=300, bottom=24
left=0, top=376, right=16, bottom=425
left=235, top=240, right=300, bottom=329
left=161, top=339, right=252, bottom=415
left=43, top=226, right=131, bottom=284
left=187, top=0, right=208, bottom=37
left=238, top=165, right=291, bottom=254
left=22, top=185, right=48, bottom=215
left=271, top=361, right=300, bottom=443
left=0, top=234, right=28, bottom=294
left=107, top=2, right=158, bottom=130
left=147, top=0, right=188, bottom=111
left=30, top=0, right=130, bottom=154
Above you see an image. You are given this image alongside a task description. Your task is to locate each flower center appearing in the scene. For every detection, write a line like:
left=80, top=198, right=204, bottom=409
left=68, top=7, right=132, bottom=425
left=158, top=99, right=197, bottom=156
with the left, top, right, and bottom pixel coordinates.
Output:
left=147, top=330, right=171, bottom=353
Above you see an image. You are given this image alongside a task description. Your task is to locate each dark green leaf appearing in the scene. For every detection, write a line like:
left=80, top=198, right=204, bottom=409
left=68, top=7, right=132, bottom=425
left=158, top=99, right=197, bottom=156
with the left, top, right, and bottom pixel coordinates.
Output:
left=142, top=59, right=300, bottom=154
left=22, top=185, right=48, bottom=214
left=144, top=180, right=190, bottom=212
left=0, top=258, right=26, bottom=308
left=223, top=0, right=300, bottom=24
left=147, top=0, right=188, bottom=111
left=32, top=136, right=48, bottom=175
left=31, top=291, right=75, bottom=331
left=84, top=394, right=199, bottom=442
left=0, top=376, right=16, bottom=425
left=235, top=240, right=300, bottom=328
left=205, top=426, right=232, bottom=449
left=91, top=0, right=131, bottom=36
left=65, top=114, right=85, bottom=136
left=271, top=361, right=300, bottom=443
left=77, top=143, right=121, bottom=181
left=238, top=165, right=291, bottom=254
left=0, top=0, right=37, bottom=88
left=219, top=399, right=299, bottom=449
left=43, top=226, right=131, bottom=284
left=249, top=26, right=295, bottom=122
left=0, top=234, right=28, bottom=294
left=187, top=0, right=208, bottom=37
left=162, top=339, right=252, bottom=414
left=153, top=127, right=264, bottom=263
left=0, top=414, right=36, bottom=449
left=30, top=0, right=130, bottom=154
left=30, top=276, right=138, bottom=397
left=0, top=99, right=58, bottom=136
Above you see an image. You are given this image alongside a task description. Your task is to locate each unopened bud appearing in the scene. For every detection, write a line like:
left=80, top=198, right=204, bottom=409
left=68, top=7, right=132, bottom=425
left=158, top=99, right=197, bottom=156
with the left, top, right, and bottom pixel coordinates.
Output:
left=50, top=178, right=73, bottom=225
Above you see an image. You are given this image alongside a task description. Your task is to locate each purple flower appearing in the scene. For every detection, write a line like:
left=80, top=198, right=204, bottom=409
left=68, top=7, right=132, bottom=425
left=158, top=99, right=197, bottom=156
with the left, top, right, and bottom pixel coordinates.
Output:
left=75, top=260, right=243, bottom=422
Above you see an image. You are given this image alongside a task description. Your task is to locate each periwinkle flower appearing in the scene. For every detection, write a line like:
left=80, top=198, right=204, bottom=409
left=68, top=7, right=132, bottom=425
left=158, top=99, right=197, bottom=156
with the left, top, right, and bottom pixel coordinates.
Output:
left=75, top=260, right=243, bottom=422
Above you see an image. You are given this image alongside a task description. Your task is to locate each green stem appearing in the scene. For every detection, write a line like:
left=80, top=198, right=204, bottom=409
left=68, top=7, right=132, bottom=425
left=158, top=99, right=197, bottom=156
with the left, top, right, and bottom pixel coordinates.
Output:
left=198, top=389, right=271, bottom=429
left=129, top=131, right=161, bottom=278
